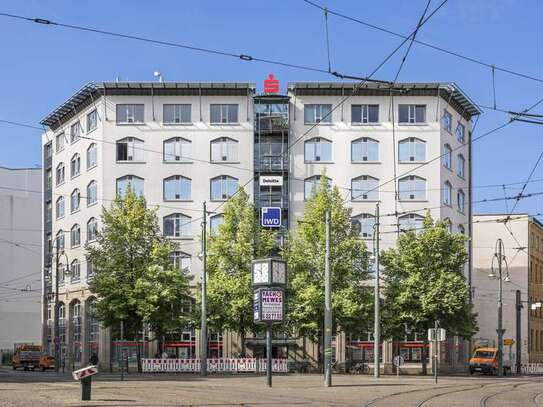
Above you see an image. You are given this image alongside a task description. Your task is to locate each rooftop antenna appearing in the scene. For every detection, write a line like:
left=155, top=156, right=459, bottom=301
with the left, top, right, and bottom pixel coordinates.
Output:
left=153, top=70, right=163, bottom=83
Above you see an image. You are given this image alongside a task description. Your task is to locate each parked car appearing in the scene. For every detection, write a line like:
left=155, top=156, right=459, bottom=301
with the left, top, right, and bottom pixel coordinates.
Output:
left=469, top=347, right=511, bottom=376
left=38, top=355, right=56, bottom=371
left=11, top=344, right=42, bottom=371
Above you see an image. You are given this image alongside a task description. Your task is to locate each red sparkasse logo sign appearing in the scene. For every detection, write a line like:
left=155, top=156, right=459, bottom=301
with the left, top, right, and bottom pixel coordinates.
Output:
left=264, top=73, right=279, bottom=93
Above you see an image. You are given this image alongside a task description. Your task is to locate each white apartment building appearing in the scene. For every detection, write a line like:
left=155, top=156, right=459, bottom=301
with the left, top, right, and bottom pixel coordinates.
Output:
left=41, top=80, right=479, bottom=370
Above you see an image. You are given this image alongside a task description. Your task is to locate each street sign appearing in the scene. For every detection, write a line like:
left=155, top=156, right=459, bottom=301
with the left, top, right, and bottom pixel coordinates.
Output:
left=72, top=365, right=98, bottom=381
left=428, top=328, right=447, bottom=342
left=253, top=288, right=284, bottom=323
left=261, top=207, right=281, bottom=227
left=504, top=339, right=515, bottom=346
left=393, top=355, right=405, bottom=367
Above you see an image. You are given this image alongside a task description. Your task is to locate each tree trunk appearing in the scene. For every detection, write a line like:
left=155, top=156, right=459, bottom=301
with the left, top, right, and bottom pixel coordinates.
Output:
left=241, top=331, right=247, bottom=357
left=422, top=334, right=429, bottom=375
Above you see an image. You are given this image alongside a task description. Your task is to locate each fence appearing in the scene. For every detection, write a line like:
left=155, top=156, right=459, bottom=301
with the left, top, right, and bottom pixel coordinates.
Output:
left=141, top=358, right=288, bottom=373
left=521, top=363, right=543, bottom=375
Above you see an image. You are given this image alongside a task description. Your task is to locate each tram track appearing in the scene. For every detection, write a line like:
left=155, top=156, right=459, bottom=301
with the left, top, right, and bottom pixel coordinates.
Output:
left=479, top=381, right=542, bottom=407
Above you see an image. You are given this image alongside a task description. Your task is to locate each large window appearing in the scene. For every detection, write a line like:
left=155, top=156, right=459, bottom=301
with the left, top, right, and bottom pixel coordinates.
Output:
left=71, top=260, right=81, bottom=282
left=56, top=196, right=65, bottom=219
left=70, top=121, right=81, bottom=144
left=87, top=109, right=97, bottom=132
left=398, top=175, right=426, bottom=200
left=305, top=137, right=332, bottom=162
left=351, top=175, right=379, bottom=201
left=71, top=301, right=82, bottom=363
left=71, top=224, right=81, bottom=247
left=351, top=104, right=379, bottom=124
left=457, top=189, right=465, bottom=213
left=116, top=137, right=144, bottom=161
left=442, top=110, right=452, bottom=132
left=398, top=137, right=426, bottom=162
left=443, top=181, right=452, bottom=206
left=87, top=143, right=97, bottom=169
left=87, top=181, right=97, bottom=206
left=46, top=169, right=52, bottom=190
left=56, top=163, right=65, bottom=185
left=352, top=137, right=379, bottom=162
left=211, top=137, right=238, bottom=162
left=87, top=218, right=98, bottom=242
left=304, top=104, right=332, bottom=124
left=163, top=104, right=191, bottom=124
left=164, top=213, right=192, bottom=238
left=164, top=137, right=191, bottom=162
left=210, top=214, right=224, bottom=234
left=352, top=213, right=375, bottom=238
left=164, top=175, right=191, bottom=200
left=443, top=144, right=452, bottom=169
left=210, top=104, right=238, bottom=124
left=116, top=175, right=144, bottom=197
left=399, top=213, right=424, bottom=232
left=456, top=123, right=465, bottom=143
left=45, top=142, right=53, bottom=159
left=304, top=175, right=331, bottom=200
left=210, top=175, right=238, bottom=200
left=55, top=133, right=65, bottom=153
left=399, top=104, right=426, bottom=124
left=70, top=153, right=81, bottom=178
left=56, top=230, right=65, bottom=252
left=170, top=251, right=191, bottom=272
left=71, top=189, right=80, bottom=213
left=116, top=104, right=144, bottom=124
left=457, top=154, right=465, bottom=178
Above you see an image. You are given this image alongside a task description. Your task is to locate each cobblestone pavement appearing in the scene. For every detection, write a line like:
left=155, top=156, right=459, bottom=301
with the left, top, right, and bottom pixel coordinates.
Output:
left=1, top=368, right=542, bottom=406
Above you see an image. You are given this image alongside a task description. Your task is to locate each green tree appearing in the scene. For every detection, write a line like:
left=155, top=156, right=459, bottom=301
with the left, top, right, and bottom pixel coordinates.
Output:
left=380, top=214, right=477, bottom=374
left=284, top=177, right=372, bottom=362
left=206, top=189, right=276, bottom=355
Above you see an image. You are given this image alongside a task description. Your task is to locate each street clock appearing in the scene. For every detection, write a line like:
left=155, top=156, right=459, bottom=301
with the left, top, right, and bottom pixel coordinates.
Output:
left=251, top=258, right=287, bottom=287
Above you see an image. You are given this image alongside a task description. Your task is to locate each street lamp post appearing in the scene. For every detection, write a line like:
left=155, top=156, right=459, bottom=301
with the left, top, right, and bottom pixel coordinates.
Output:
left=53, top=245, right=69, bottom=373
left=201, top=201, right=208, bottom=377
left=373, top=202, right=380, bottom=379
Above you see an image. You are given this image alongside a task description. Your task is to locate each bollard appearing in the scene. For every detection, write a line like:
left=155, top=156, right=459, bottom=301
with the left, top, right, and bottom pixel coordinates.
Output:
left=72, top=365, right=98, bottom=401
left=81, top=376, right=92, bottom=401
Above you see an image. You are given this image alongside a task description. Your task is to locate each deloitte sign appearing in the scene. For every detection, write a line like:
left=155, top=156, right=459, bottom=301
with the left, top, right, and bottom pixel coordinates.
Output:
left=261, top=207, right=281, bottom=227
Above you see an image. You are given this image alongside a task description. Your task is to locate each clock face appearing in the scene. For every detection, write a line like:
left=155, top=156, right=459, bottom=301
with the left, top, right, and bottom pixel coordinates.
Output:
left=253, top=262, right=269, bottom=284
left=272, top=261, right=286, bottom=284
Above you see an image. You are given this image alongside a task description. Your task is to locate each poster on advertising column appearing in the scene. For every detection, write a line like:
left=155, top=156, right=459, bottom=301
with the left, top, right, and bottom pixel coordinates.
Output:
left=253, top=288, right=284, bottom=323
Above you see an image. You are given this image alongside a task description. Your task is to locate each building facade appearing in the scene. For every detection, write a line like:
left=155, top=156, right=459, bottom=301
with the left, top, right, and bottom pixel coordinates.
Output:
left=41, top=80, right=478, bottom=369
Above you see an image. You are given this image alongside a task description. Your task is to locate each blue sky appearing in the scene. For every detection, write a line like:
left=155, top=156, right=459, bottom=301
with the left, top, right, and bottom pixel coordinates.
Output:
left=0, top=0, right=542, bottom=216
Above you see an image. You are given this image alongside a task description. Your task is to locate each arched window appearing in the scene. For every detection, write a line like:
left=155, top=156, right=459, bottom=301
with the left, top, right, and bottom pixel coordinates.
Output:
left=398, top=176, right=426, bottom=200
left=398, top=213, right=424, bottom=233
left=87, top=181, right=97, bottom=206
left=210, top=175, right=238, bottom=200
left=116, top=137, right=144, bottom=161
left=304, top=175, right=331, bottom=200
left=87, top=218, right=98, bottom=242
left=456, top=123, right=465, bottom=143
left=443, top=181, right=452, bottom=206
left=210, top=214, right=224, bottom=235
left=116, top=175, right=144, bottom=197
left=87, top=143, right=97, bottom=169
left=164, top=175, right=191, bottom=200
left=457, top=189, right=465, bottom=213
left=457, top=154, right=465, bottom=178
left=56, top=162, right=65, bottom=185
left=211, top=137, right=238, bottom=162
left=164, top=213, right=192, bottom=238
left=70, top=300, right=82, bottom=362
left=70, top=121, right=81, bottom=144
left=164, top=137, right=191, bottom=162
left=351, top=213, right=375, bottom=238
left=351, top=137, right=379, bottom=162
left=442, top=110, right=452, bottom=132
left=443, top=144, right=452, bottom=169
left=70, top=259, right=80, bottom=282
left=70, top=153, right=81, bottom=178
left=398, top=137, right=426, bottom=162
left=56, top=230, right=65, bottom=251
left=170, top=251, right=191, bottom=272
left=71, top=224, right=81, bottom=247
left=56, top=196, right=65, bottom=219
left=71, top=189, right=80, bottom=213
left=351, top=175, right=379, bottom=201
left=304, top=137, right=332, bottom=162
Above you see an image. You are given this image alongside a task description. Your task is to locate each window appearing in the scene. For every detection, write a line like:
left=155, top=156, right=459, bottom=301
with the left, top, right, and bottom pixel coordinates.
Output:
left=163, top=104, right=191, bottom=124
left=399, top=104, right=426, bottom=124
left=304, top=175, right=331, bottom=200
left=399, top=213, right=424, bottom=232
left=456, top=123, right=465, bottom=143
left=457, top=189, right=465, bottom=213
left=352, top=137, right=379, bottom=162
left=210, top=175, right=238, bottom=200
left=457, top=154, right=465, bottom=178
left=56, top=197, right=65, bottom=219
left=398, top=138, right=426, bottom=162
left=351, top=175, right=379, bottom=201
left=87, top=181, right=97, bottom=206
left=443, top=218, right=453, bottom=233
left=71, top=189, right=80, bottom=213
left=164, top=213, right=192, bottom=238
left=458, top=224, right=465, bottom=235
left=87, top=109, right=98, bottom=132
left=70, top=153, right=81, bottom=178
left=442, top=110, right=452, bottom=132
left=70, top=122, right=81, bottom=144
left=45, top=142, right=53, bottom=159
left=87, top=218, right=98, bottom=241
left=304, top=104, right=332, bottom=124
left=443, top=181, right=452, bottom=206
left=398, top=176, right=426, bottom=200
left=87, top=261, right=96, bottom=280
left=164, top=175, right=191, bottom=200
left=87, top=143, right=97, bottom=169
left=116, top=104, right=144, bottom=124
left=71, top=224, right=81, bottom=247
left=116, top=175, right=144, bottom=197
left=352, top=213, right=375, bottom=238
left=170, top=251, right=191, bottom=271
left=443, top=144, right=452, bottom=169
left=56, top=133, right=65, bottom=152
left=163, top=137, right=191, bottom=162
left=45, top=201, right=52, bottom=224
left=116, top=137, right=144, bottom=161
left=56, top=163, right=65, bottom=185
left=56, top=230, right=65, bottom=251
left=351, top=104, right=379, bottom=124
left=71, top=260, right=80, bottom=282
left=211, top=137, right=238, bottom=162
left=210, top=214, right=224, bottom=234
left=305, top=137, right=332, bottom=162
left=210, top=104, right=238, bottom=124
left=46, top=169, right=52, bottom=190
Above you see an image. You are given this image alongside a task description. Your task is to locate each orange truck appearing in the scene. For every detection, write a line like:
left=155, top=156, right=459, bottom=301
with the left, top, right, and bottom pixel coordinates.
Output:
left=11, top=344, right=43, bottom=371
left=469, top=347, right=512, bottom=376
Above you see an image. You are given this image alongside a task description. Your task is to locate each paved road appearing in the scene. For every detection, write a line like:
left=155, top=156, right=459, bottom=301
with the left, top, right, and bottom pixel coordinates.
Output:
left=0, top=368, right=542, bottom=406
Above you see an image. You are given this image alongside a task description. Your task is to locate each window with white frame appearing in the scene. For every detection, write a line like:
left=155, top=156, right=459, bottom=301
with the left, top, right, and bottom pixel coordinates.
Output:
left=70, top=153, right=81, bottom=178
left=116, top=137, right=144, bottom=161
left=210, top=104, right=239, bottom=124
left=56, top=230, right=65, bottom=251
left=164, top=175, right=191, bottom=200
left=351, top=175, right=379, bottom=201
left=443, top=144, right=452, bottom=169
left=398, top=175, right=426, bottom=200
left=164, top=137, right=191, bottom=162
left=210, top=214, right=224, bottom=234
left=70, top=122, right=81, bottom=144
left=116, top=104, right=144, bottom=124
left=46, top=169, right=52, bottom=190
left=87, top=260, right=96, bottom=280
left=170, top=251, right=191, bottom=272
left=352, top=137, right=379, bottom=162
left=352, top=213, right=375, bottom=238
left=71, top=189, right=80, bottom=213
left=71, top=224, right=81, bottom=247
left=304, top=104, right=332, bottom=124
left=55, top=133, right=65, bottom=152
left=164, top=213, right=192, bottom=238
left=56, top=163, right=65, bottom=185
left=398, top=213, right=424, bottom=233
left=304, top=137, right=332, bottom=162
left=45, top=142, right=52, bottom=159
left=398, top=104, right=426, bottom=124
left=56, top=196, right=65, bottom=219
left=351, top=104, right=379, bottom=124
left=71, top=260, right=80, bottom=282
left=398, top=137, right=426, bottom=162
left=210, top=175, right=238, bottom=200
left=211, top=137, right=238, bottom=162
left=456, top=123, right=465, bottom=143
left=87, top=143, right=97, bottom=169
left=457, top=154, right=465, bottom=178
left=304, top=175, right=331, bottom=200
left=443, top=181, right=452, bottom=206
left=87, top=181, right=97, bottom=206
left=87, top=109, right=97, bottom=132
left=116, top=175, right=144, bottom=197
left=87, top=217, right=98, bottom=241
left=163, top=104, right=191, bottom=124
left=442, top=110, right=452, bottom=132
left=457, top=189, right=465, bottom=213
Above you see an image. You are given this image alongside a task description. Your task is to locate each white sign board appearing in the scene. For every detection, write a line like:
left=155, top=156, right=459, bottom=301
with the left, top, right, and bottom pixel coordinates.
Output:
left=428, top=328, right=447, bottom=342
left=393, top=355, right=404, bottom=367
left=259, top=175, right=283, bottom=186
left=72, top=365, right=98, bottom=380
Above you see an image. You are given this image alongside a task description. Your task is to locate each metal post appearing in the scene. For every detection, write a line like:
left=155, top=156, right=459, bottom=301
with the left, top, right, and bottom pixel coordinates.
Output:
left=516, top=290, right=522, bottom=374
left=266, top=324, right=272, bottom=387
left=374, top=202, right=380, bottom=379
left=434, top=320, right=438, bottom=384
left=201, top=201, right=208, bottom=377
left=497, top=239, right=504, bottom=377
left=120, top=319, right=124, bottom=381
left=54, top=249, right=60, bottom=373
left=324, top=210, right=332, bottom=387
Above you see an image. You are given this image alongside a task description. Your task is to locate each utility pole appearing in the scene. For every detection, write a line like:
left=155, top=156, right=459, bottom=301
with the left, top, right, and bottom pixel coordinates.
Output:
left=120, top=319, right=124, bottom=381
left=497, top=239, right=504, bottom=377
left=200, top=201, right=208, bottom=377
left=54, top=248, right=60, bottom=373
left=324, top=210, right=332, bottom=387
left=433, top=320, right=438, bottom=384
left=373, top=202, right=380, bottom=379
left=515, top=290, right=522, bottom=374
